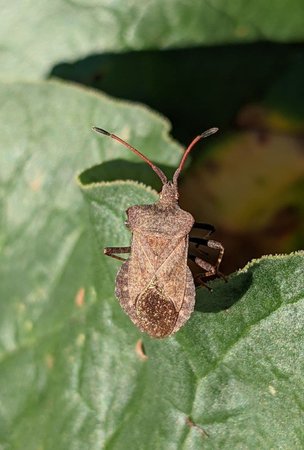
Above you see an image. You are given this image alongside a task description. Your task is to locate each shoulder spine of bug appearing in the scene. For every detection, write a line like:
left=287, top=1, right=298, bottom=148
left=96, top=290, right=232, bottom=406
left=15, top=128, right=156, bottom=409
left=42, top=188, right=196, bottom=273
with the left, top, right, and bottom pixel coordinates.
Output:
left=93, top=126, right=225, bottom=338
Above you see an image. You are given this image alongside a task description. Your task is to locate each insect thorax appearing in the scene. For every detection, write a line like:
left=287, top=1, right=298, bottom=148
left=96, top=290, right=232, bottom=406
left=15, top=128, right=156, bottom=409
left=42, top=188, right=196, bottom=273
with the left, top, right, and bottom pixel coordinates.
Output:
left=127, top=203, right=194, bottom=235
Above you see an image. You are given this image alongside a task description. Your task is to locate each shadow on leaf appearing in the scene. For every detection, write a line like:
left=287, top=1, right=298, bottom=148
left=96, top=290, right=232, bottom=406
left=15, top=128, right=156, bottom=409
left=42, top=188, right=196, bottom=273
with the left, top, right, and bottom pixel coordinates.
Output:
left=195, top=270, right=253, bottom=313
left=79, top=159, right=175, bottom=191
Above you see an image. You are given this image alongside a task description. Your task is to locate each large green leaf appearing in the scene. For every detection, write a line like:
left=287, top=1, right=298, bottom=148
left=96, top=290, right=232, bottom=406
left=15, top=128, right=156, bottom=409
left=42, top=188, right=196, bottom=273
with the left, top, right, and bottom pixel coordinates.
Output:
left=1, top=0, right=304, bottom=81
left=1, top=80, right=303, bottom=450
left=80, top=178, right=304, bottom=450
left=0, top=79, right=180, bottom=447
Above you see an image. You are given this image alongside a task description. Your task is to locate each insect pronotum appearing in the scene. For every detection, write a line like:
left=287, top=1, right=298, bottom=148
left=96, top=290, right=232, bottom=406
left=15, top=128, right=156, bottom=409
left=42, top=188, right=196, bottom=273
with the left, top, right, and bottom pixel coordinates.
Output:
left=93, top=126, right=225, bottom=338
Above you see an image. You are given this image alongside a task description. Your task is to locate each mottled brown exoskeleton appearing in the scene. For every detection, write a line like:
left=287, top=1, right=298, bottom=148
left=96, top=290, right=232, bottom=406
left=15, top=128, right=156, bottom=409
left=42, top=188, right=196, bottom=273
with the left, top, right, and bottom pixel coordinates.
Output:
left=93, top=126, right=225, bottom=338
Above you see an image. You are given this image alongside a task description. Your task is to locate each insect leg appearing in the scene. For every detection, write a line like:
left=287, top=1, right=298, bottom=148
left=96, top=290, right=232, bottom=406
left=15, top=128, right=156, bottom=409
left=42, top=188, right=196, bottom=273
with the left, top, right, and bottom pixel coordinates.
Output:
left=189, top=237, right=209, bottom=247
left=192, top=222, right=215, bottom=237
left=204, top=240, right=225, bottom=278
left=104, top=246, right=131, bottom=262
left=188, top=254, right=213, bottom=290
left=189, top=238, right=226, bottom=281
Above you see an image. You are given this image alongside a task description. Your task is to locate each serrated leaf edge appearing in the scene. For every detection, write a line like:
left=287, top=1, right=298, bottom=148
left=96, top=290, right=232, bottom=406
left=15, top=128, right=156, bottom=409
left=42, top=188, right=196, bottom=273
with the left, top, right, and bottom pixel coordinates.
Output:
left=239, top=250, right=304, bottom=273
left=76, top=175, right=159, bottom=198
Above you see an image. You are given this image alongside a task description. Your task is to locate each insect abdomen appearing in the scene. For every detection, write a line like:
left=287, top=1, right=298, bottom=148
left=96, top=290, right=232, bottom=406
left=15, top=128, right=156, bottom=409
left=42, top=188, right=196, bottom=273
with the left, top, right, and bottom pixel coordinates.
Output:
left=135, top=287, right=178, bottom=338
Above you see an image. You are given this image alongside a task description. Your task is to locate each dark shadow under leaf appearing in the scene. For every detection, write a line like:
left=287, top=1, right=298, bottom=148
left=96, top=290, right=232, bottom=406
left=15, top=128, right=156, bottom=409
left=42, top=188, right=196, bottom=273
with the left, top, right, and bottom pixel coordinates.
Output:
left=195, top=270, right=253, bottom=313
left=79, top=159, right=175, bottom=191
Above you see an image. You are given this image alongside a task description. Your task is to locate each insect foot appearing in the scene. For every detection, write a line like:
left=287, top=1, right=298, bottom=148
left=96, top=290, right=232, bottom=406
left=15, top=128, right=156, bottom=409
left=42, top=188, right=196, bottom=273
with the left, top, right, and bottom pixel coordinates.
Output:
left=93, top=126, right=225, bottom=338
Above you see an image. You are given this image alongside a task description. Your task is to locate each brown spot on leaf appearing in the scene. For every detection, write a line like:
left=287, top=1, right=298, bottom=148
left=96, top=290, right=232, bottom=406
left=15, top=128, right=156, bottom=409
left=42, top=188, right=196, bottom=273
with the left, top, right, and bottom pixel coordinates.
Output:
left=186, top=417, right=209, bottom=438
left=75, top=287, right=85, bottom=307
left=29, top=175, right=43, bottom=192
left=45, top=354, right=54, bottom=369
left=135, top=339, right=148, bottom=361
left=235, top=26, right=249, bottom=38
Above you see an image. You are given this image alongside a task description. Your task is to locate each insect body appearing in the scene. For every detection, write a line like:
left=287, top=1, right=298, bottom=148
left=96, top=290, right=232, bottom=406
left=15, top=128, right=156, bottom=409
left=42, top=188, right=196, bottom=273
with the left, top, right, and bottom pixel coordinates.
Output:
left=93, top=127, right=225, bottom=338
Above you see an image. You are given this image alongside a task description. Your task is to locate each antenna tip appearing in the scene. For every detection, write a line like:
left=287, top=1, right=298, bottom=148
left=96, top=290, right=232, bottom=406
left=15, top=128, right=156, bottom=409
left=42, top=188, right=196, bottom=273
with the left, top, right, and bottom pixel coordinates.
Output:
left=200, top=127, right=219, bottom=138
left=92, top=126, right=111, bottom=136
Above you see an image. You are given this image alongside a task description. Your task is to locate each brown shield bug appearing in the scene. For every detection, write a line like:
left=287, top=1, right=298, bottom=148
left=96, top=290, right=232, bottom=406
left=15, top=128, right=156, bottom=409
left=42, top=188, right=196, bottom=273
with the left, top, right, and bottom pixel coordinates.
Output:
left=93, top=126, right=225, bottom=338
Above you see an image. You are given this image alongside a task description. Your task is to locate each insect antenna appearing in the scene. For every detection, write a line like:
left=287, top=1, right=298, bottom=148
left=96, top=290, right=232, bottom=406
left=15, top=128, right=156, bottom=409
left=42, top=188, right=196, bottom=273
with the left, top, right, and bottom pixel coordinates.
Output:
left=93, top=127, right=168, bottom=184
left=173, top=127, right=218, bottom=186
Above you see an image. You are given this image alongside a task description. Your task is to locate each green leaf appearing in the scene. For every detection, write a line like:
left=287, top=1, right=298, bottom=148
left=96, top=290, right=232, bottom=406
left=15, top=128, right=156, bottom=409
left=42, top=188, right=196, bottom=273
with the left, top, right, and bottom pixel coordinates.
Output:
left=81, top=175, right=304, bottom=450
left=1, top=0, right=304, bottom=81
left=0, top=79, right=180, bottom=448
left=1, top=79, right=303, bottom=450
